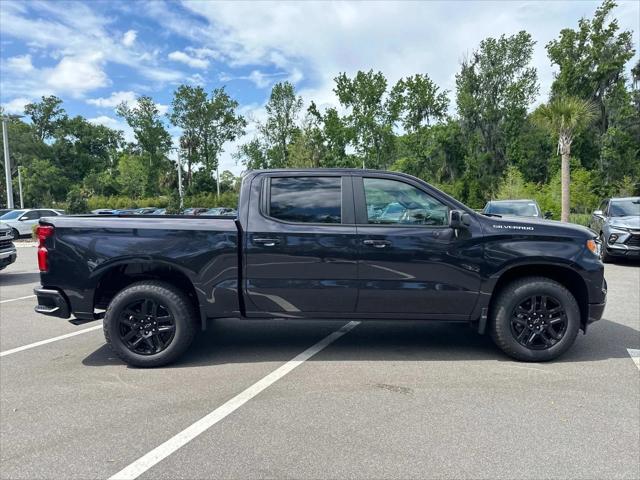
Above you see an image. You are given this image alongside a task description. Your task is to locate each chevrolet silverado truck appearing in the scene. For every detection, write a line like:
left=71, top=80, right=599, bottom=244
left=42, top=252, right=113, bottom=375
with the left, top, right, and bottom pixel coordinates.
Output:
left=34, top=169, right=607, bottom=367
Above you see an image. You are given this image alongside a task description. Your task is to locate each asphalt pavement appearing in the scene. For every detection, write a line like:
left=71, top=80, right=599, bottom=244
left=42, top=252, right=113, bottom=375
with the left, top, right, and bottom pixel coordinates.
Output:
left=1, top=246, right=638, bottom=480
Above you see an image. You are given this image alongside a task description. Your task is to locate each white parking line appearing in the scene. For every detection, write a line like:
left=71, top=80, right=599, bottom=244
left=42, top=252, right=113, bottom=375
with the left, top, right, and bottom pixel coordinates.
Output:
left=109, top=320, right=360, bottom=480
left=0, top=294, right=36, bottom=304
left=0, top=324, right=103, bottom=357
left=627, top=349, right=640, bottom=371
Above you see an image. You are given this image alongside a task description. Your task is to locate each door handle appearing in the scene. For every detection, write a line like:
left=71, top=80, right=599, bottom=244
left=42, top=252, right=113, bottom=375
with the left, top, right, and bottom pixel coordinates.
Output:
left=363, top=239, right=391, bottom=248
left=253, top=238, right=280, bottom=247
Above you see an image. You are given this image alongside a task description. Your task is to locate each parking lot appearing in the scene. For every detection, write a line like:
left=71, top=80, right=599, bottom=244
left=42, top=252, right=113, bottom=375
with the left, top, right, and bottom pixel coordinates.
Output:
left=0, top=245, right=638, bottom=480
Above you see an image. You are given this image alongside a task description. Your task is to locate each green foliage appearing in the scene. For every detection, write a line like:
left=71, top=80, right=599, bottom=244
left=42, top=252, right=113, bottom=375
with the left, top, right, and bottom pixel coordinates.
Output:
left=65, top=186, right=88, bottom=214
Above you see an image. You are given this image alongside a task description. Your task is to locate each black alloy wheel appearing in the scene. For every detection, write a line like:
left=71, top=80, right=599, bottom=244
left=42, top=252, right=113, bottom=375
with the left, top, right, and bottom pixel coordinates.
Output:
left=510, top=295, right=568, bottom=350
left=118, top=298, right=176, bottom=355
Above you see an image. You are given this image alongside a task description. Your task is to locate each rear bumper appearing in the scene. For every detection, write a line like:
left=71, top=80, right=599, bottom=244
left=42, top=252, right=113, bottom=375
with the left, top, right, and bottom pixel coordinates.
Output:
left=34, top=287, right=70, bottom=318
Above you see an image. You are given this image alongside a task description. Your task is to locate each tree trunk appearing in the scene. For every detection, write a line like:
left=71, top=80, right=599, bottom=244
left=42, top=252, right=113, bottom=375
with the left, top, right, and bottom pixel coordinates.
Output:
left=561, top=149, right=570, bottom=223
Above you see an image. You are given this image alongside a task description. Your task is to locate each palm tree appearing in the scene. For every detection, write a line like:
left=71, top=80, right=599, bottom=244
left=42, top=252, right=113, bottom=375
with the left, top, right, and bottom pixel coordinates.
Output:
left=534, top=97, right=597, bottom=222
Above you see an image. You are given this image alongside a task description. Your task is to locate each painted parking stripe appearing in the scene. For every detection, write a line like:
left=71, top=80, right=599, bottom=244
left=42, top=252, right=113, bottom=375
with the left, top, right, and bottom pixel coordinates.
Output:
left=0, top=324, right=103, bottom=357
left=0, top=294, right=36, bottom=304
left=628, top=349, right=640, bottom=371
left=109, top=320, right=361, bottom=480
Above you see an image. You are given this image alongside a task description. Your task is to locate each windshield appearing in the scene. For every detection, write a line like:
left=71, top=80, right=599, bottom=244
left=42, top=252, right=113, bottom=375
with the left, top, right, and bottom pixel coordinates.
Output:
left=485, top=202, right=539, bottom=217
left=0, top=210, right=25, bottom=220
left=610, top=199, right=640, bottom=217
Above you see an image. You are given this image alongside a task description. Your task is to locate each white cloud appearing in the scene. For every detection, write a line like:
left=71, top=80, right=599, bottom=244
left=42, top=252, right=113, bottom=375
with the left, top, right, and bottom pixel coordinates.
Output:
left=6, top=54, right=34, bottom=73
left=155, top=103, right=169, bottom=116
left=1, top=97, right=31, bottom=115
left=46, top=53, right=109, bottom=95
left=122, top=29, right=137, bottom=47
left=168, top=50, right=209, bottom=69
left=87, top=90, right=137, bottom=108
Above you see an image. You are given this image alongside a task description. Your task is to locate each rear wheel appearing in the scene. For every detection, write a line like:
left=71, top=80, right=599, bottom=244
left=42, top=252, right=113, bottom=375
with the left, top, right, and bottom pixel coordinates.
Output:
left=490, top=277, right=580, bottom=362
left=103, top=281, right=197, bottom=367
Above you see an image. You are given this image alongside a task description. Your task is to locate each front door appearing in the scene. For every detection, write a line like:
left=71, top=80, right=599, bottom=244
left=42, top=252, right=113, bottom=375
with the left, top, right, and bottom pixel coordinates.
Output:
left=244, top=174, right=359, bottom=317
left=354, top=175, right=482, bottom=318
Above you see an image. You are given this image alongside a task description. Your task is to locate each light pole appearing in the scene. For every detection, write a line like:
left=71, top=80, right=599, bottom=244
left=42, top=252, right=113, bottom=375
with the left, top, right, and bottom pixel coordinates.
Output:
left=1, top=118, right=14, bottom=209
left=17, top=166, right=24, bottom=208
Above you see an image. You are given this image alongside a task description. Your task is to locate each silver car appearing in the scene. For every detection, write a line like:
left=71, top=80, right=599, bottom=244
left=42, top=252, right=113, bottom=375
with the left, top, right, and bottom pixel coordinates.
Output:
left=590, top=197, right=640, bottom=262
left=0, top=209, right=65, bottom=238
left=0, top=222, right=17, bottom=271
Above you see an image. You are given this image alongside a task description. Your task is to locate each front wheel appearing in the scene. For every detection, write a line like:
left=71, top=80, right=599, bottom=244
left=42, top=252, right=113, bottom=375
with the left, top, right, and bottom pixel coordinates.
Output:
left=11, top=228, right=20, bottom=240
left=103, top=281, right=197, bottom=367
left=490, top=277, right=580, bottom=362
left=600, top=233, right=612, bottom=263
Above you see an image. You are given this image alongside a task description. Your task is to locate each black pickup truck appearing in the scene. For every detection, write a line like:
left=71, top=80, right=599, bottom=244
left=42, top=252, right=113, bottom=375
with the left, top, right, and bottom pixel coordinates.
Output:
left=34, top=169, right=606, bottom=367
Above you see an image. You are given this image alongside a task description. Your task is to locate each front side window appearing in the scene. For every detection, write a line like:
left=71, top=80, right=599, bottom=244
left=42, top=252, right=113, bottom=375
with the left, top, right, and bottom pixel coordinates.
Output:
left=269, top=177, right=341, bottom=224
left=364, top=178, right=449, bottom=226
left=21, top=211, right=41, bottom=221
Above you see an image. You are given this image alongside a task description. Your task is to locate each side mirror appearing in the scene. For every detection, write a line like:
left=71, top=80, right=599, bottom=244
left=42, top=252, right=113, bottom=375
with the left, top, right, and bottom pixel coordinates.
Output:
left=544, top=211, right=553, bottom=219
left=450, top=210, right=471, bottom=228
left=593, top=210, right=603, bottom=217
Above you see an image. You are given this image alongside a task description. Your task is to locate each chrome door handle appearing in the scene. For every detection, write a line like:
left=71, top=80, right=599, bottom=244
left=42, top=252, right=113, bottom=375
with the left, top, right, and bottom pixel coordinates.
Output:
left=253, top=238, right=280, bottom=247
left=363, top=239, right=391, bottom=248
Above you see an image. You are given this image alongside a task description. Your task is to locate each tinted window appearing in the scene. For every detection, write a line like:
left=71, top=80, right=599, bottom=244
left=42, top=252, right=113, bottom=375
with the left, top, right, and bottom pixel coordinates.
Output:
left=21, top=211, right=40, bottom=220
left=363, top=178, right=449, bottom=226
left=485, top=202, right=540, bottom=217
left=609, top=198, right=640, bottom=217
left=39, top=210, right=57, bottom=216
left=269, top=177, right=341, bottom=223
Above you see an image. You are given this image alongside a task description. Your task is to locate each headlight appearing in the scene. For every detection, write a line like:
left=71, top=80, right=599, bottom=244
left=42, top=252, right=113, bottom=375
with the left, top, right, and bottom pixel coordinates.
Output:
left=608, top=233, right=619, bottom=243
left=586, top=239, right=601, bottom=257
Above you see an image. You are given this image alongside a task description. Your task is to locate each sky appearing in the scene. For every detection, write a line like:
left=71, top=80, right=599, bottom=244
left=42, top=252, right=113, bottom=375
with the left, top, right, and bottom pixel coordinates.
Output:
left=1, top=0, right=638, bottom=175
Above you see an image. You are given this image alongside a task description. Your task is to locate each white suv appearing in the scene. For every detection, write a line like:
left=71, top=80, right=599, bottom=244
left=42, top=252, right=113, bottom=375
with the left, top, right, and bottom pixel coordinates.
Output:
left=0, top=209, right=64, bottom=238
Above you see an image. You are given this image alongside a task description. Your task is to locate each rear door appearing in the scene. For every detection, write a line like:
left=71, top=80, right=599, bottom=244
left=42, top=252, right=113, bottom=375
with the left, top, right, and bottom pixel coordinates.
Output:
left=244, top=173, right=359, bottom=317
left=354, top=174, right=482, bottom=318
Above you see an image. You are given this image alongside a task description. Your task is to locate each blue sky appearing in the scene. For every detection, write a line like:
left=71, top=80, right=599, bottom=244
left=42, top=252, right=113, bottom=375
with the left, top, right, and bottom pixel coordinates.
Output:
left=1, top=0, right=638, bottom=174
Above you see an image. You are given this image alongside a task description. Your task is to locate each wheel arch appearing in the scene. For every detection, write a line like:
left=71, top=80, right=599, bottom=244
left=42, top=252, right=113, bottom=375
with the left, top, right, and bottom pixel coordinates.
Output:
left=92, top=260, right=205, bottom=328
left=487, top=264, right=589, bottom=331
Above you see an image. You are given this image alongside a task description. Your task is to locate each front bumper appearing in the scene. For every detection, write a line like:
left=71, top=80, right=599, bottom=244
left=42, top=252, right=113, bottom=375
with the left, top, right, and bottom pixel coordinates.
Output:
left=0, top=248, right=17, bottom=268
left=34, top=287, right=70, bottom=318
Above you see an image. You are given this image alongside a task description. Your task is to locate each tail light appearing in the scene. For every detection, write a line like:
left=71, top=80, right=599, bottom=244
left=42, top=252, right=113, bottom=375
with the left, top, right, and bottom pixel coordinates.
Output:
left=36, top=225, right=54, bottom=272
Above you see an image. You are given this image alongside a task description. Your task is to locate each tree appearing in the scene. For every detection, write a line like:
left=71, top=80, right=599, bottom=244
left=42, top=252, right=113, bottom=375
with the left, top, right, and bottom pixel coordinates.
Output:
left=169, top=85, right=208, bottom=185
left=533, top=96, right=597, bottom=222
left=390, top=74, right=449, bottom=132
left=117, top=96, right=172, bottom=195
left=334, top=70, right=398, bottom=169
left=117, top=153, right=147, bottom=199
left=456, top=31, right=538, bottom=187
left=24, top=95, right=67, bottom=141
left=237, top=81, right=302, bottom=169
left=546, top=0, right=634, bottom=134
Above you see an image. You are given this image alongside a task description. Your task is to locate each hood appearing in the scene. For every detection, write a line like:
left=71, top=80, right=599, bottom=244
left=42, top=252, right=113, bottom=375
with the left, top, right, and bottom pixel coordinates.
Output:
left=481, top=214, right=594, bottom=239
left=608, top=216, right=640, bottom=230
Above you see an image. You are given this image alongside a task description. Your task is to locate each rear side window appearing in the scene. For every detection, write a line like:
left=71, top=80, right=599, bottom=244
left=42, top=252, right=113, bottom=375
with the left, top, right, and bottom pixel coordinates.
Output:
left=269, top=177, right=341, bottom=224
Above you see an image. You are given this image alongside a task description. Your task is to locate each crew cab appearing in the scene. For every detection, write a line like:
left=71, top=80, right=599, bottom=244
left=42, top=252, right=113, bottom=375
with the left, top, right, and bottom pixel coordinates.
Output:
left=34, top=169, right=607, bottom=367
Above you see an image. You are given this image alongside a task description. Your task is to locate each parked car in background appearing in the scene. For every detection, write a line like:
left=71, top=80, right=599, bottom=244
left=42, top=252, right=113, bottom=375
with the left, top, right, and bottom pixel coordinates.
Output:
left=91, top=209, right=116, bottom=215
left=590, top=196, right=640, bottom=262
left=133, top=207, right=158, bottom=215
left=151, top=208, right=167, bottom=215
left=112, top=209, right=137, bottom=215
left=182, top=207, right=209, bottom=216
left=0, top=222, right=17, bottom=271
left=483, top=199, right=547, bottom=218
left=204, top=207, right=237, bottom=216
left=0, top=209, right=65, bottom=238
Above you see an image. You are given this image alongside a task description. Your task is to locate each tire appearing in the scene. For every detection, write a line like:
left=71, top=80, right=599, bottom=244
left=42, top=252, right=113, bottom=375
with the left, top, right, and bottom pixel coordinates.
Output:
left=600, top=233, right=612, bottom=263
left=490, top=277, right=580, bottom=362
left=11, top=228, right=20, bottom=240
left=103, top=281, right=197, bottom=367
